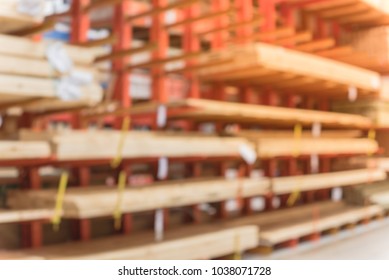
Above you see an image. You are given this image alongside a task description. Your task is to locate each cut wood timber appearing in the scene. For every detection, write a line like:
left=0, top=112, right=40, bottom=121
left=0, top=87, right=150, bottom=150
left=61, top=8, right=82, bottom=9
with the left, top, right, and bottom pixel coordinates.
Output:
left=0, top=74, right=103, bottom=109
left=344, top=181, right=389, bottom=209
left=254, top=138, right=378, bottom=158
left=19, top=130, right=254, bottom=161
left=0, top=209, right=54, bottom=224
left=0, top=0, right=45, bottom=33
left=8, top=169, right=384, bottom=218
left=226, top=201, right=384, bottom=246
left=0, top=141, right=50, bottom=160
left=0, top=224, right=259, bottom=260
left=301, top=0, right=389, bottom=27
left=228, top=129, right=363, bottom=139
left=127, top=99, right=373, bottom=129
left=196, top=43, right=381, bottom=98
left=0, top=34, right=104, bottom=65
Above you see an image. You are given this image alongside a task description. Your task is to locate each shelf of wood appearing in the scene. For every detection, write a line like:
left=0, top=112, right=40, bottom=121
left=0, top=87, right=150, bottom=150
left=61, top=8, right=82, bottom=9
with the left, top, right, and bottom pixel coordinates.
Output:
left=7, top=169, right=385, bottom=219
left=0, top=224, right=259, bottom=260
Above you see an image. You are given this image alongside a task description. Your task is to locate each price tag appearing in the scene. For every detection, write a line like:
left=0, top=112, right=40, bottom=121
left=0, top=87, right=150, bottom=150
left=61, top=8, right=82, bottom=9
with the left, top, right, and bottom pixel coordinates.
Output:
left=154, top=209, right=164, bottom=242
left=157, top=157, right=169, bottom=180
left=52, top=172, right=69, bottom=231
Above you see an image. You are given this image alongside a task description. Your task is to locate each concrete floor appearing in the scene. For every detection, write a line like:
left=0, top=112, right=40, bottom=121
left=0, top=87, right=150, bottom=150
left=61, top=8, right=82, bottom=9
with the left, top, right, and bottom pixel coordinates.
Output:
left=247, top=219, right=389, bottom=260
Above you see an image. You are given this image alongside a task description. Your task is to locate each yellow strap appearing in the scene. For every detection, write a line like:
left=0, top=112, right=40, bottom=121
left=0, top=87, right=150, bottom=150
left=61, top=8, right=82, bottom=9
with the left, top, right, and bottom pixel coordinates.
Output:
left=368, top=129, right=376, bottom=157
left=287, top=173, right=302, bottom=207
left=52, top=172, right=69, bottom=231
left=111, top=116, right=131, bottom=169
left=233, top=234, right=242, bottom=260
left=113, top=170, right=127, bottom=230
left=293, top=124, right=302, bottom=158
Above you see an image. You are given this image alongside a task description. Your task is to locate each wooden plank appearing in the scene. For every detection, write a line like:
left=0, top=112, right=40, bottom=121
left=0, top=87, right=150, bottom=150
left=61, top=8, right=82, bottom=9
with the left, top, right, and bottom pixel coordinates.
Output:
left=0, top=209, right=54, bottom=224
left=229, top=129, right=363, bottom=139
left=135, top=99, right=373, bottom=129
left=8, top=169, right=384, bottom=218
left=0, top=34, right=103, bottom=65
left=196, top=43, right=381, bottom=97
left=255, top=138, right=378, bottom=157
left=0, top=141, right=50, bottom=159
left=0, top=224, right=259, bottom=260
left=19, top=130, right=254, bottom=161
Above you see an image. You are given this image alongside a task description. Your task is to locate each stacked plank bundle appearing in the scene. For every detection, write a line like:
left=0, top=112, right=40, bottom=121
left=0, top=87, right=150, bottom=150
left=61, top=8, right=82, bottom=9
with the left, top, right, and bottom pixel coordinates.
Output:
left=0, top=34, right=103, bottom=113
left=345, top=181, right=389, bottom=210
left=0, top=0, right=45, bottom=34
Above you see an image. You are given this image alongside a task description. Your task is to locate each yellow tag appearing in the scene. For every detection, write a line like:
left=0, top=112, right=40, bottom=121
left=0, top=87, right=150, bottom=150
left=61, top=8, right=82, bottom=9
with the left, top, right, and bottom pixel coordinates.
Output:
left=293, top=124, right=302, bottom=157
left=233, top=234, right=242, bottom=260
left=113, top=171, right=127, bottom=230
left=111, top=116, right=131, bottom=169
left=52, top=172, right=69, bottom=231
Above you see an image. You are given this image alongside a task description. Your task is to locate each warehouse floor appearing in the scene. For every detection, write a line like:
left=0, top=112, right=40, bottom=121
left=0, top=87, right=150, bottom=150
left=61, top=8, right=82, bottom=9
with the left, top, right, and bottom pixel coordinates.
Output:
left=247, top=219, right=389, bottom=260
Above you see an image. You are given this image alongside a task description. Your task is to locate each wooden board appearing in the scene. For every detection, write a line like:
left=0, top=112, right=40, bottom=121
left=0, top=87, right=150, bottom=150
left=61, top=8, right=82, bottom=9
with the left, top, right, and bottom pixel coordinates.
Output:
left=196, top=43, right=381, bottom=98
left=0, top=1, right=44, bottom=34
left=228, top=129, right=363, bottom=139
left=255, top=138, right=378, bottom=158
left=7, top=169, right=384, bottom=218
left=126, top=99, right=373, bottom=129
left=0, top=224, right=259, bottom=260
left=19, top=130, right=254, bottom=161
left=0, top=34, right=104, bottom=65
left=0, top=74, right=103, bottom=108
left=344, top=180, right=389, bottom=208
left=0, top=209, right=53, bottom=224
left=0, top=141, right=50, bottom=159
left=226, top=201, right=384, bottom=246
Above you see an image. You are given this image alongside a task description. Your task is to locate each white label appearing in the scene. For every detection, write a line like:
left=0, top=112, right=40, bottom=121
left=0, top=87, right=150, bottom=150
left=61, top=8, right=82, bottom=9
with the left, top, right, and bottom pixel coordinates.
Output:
left=312, top=122, right=321, bottom=138
left=310, top=154, right=319, bottom=174
left=225, top=169, right=238, bottom=180
left=250, top=197, right=265, bottom=211
left=56, top=77, right=82, bottom=101
left=331, top=187, right=343, bottom=201
left=69, top=70, right=94, bottom=86
left=18, top=0, right=45, bottom=18
left=239, top=144, right=257, bottom=165
left=165, top=10, right=177, bottom=25
left=157, top=105, right=167, bottom=128
left=348, top=86, right=358, bottom=102
left=157, top=157, right=169, bottom=180
left=225, top=199, right=239, bottom=212
left=46, top=42, right=73, bottom=74
left=154, top=209, right=164, bottom=242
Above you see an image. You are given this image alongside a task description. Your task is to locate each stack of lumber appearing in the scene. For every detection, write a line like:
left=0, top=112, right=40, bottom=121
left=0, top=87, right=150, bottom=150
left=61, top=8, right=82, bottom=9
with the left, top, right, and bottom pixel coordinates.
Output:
left=19, top=130, right=254, bottom=160
left=0, top=223, right=259, bottom=260
left=345, top=181, right=389, bottom=209
left=6, top=169, right=385, bottom=219
left=227, top=201, right=384, bottom=246
left=0, top=0, right=45, bottom=34
left=127, top=99, right=373, bottom=129
left=300, top=0, right=389, bottom=27
left=195, top=43, right=381, bottom=98
left=0, top=141, right=50, bottom=160
left=333, top=99, right=389, bottom=127
left=0, top=34, right=103, bottom=112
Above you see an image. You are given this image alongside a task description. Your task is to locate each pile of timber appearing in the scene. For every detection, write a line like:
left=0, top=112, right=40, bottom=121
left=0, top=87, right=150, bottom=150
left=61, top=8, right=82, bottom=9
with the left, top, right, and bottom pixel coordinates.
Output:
left=227, top=201, right=384, bottom=247
left=127, top=99, right=373, bottom=129
left=0, top=0, right=45, bottom=34
left=333, top=99, right=389, bottom=127
left=0, top=140, right=50, bottom=160
left=195, top=43, right=381, bottom=98
left=345, top=181, right=389, bottom=209
left=7, top=169, right=385, bottom=219
left=0, top=223, right=259, bottom=260
left=19, top=130, right=254, bottom=161
left=0, top=34, right=103, bottom=112
left=299, top=0, right=389, bottom=27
